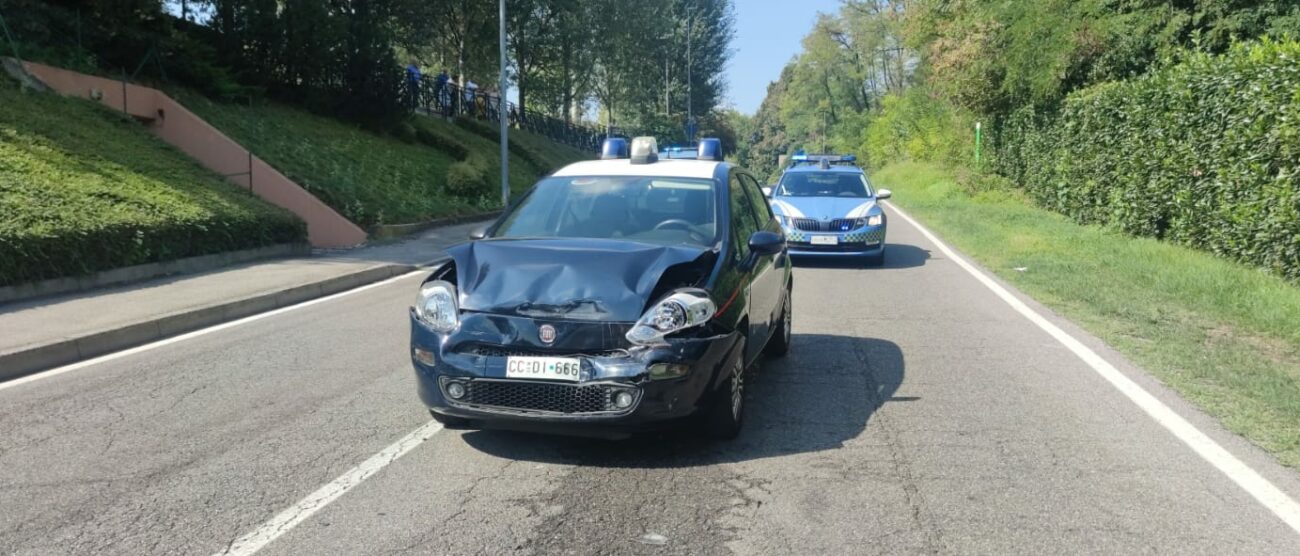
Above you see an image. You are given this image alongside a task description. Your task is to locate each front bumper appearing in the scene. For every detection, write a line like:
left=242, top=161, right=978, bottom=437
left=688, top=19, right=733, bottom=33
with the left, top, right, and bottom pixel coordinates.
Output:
left=410, top=311, right=740, bottom=434
left=784, top=224, right=886, bottom=257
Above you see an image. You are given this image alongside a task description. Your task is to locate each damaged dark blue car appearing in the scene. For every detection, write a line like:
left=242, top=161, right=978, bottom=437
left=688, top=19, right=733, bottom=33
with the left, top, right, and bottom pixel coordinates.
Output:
left=409, top=137, right=793, bottom=439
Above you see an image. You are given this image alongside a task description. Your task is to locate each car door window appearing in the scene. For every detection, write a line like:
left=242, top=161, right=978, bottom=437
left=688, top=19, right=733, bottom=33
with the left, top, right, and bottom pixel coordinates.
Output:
left=739, top=173, right=774, bottom=228
left=729, top=173, right=758, bottom=262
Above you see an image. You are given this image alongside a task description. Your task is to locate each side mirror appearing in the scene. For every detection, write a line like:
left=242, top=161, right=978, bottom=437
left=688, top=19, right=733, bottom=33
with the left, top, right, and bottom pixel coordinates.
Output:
left=748, top=230, right=784, bottom=256
left=876, top=188, right=892, bottom=200
left=761, top=186, right=773, bottom=198
left=468, top=225, right=490, bottom=240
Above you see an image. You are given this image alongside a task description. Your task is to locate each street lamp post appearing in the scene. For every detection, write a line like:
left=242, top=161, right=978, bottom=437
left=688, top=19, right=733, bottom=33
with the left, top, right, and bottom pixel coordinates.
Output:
left=499, top=0, right=509, bottom=206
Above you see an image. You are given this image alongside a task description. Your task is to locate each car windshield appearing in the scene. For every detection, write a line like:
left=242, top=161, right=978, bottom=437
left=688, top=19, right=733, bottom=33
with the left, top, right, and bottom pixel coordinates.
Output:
left=778, top=172, right=873, bottom=198
left=493, top=175, right=719, bottom=247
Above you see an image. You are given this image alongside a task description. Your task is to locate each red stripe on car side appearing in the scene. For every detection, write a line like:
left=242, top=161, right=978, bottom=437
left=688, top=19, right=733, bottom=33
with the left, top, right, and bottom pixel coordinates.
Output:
left=714, top=286, right=742, bottom=317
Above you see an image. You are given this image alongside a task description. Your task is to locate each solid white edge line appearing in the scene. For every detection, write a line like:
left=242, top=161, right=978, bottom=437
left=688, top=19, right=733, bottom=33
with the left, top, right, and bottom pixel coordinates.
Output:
left=0, top=268, right=429, bottom=393
left=883, top=200, right=1300, bottom=536
left=215, top=420, right=445, bottom=556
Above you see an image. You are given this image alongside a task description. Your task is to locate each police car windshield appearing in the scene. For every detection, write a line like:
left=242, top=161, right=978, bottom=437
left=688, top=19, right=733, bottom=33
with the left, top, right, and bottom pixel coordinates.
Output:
left=494, top=176, right=719, bottom=247
left=778, top=173, right=872, bottom=198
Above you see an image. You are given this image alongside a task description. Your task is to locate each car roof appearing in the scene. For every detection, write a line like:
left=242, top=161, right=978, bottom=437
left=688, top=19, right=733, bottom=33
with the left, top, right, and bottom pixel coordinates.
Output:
left=552, top=158, right=724, bottom=180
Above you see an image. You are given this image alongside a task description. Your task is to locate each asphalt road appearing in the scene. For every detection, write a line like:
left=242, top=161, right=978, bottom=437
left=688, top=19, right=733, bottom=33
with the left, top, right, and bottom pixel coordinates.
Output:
left=3, top=208, right=1300, bottom=555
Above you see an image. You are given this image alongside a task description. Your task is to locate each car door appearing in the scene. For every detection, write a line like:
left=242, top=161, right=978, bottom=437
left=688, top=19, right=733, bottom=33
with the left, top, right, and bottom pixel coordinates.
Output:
left=728, top=170, right=767, bottom=364
left=739, top=172, right=783, bottom=349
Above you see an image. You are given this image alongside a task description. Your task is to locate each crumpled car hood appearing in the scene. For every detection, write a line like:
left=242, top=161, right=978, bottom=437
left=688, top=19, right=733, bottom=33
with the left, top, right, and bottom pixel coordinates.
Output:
left=447, top=238, right=712, bottom=322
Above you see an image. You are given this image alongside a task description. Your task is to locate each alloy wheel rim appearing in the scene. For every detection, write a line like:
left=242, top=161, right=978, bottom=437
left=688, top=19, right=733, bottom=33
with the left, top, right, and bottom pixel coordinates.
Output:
left=783, top=297, right=792, bottom=344
left=731, top=360, right=744, bottom=419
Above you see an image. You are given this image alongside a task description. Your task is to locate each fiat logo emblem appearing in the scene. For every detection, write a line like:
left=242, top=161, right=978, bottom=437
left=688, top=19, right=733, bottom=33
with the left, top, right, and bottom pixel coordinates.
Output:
left=538, top=324, right=556, bottom=344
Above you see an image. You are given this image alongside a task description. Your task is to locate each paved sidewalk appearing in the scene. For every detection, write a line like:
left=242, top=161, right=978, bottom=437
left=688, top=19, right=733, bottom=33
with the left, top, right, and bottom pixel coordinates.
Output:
left=0, top=220, right=485, bottom=381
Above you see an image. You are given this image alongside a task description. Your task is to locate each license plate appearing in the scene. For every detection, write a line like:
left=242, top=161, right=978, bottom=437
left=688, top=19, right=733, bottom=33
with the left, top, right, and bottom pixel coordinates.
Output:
left=506, top=356, right=581, bottom=382
left=810, top=235, right=839, bottom=245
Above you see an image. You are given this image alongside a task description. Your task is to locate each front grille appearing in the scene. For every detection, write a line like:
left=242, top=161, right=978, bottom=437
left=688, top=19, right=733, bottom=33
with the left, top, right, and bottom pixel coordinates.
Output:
left=793, top=218, right=821, bottom=231
left=441, top=378, right=638, bottom=415
left=793, top=218, right=861, bottom=232
left=463, top=345, right=628, bottom=358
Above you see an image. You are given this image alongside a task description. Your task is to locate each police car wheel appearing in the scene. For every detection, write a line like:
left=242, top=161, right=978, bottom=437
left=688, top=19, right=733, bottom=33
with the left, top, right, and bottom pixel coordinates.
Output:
left=765, top=289, right=792, bottom=358
left=705, top=339, right=746, bottom=440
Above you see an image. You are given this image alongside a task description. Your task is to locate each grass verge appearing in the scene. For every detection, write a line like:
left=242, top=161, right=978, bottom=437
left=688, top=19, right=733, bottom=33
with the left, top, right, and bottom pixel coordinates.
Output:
left=0, top=81, right=305, bottom=287
left=874, top=161, right=1300, bottom=469
left=174, top=91, right=590, bottom=228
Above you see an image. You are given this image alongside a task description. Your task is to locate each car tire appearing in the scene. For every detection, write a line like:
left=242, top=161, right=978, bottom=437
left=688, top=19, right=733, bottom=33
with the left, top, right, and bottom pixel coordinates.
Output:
left=705, top=341, right=746, bottom=440
left=764, top=289, right=792, bottom=358
left=430, top=409, right=471, bottom=429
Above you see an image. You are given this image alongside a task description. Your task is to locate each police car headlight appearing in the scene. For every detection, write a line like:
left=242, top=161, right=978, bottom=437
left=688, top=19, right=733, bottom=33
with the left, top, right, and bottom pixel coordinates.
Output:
left=626, top=290, right=715, bottom=346
left=859, top=215, right=882, bottom=227
left=775, top=214, right=793, bottom=228
left=414, top=280, right=459, bottom=332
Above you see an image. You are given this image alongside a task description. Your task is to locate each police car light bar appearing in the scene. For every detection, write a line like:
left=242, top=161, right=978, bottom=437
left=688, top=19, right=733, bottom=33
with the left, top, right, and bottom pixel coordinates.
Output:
left=601, top=138, right=629, bottom=159
left=630, top=137, right=659, bottom=165
left=697, top=138, right=723, bottom=161
left=790, top=154, right=857, bottom=165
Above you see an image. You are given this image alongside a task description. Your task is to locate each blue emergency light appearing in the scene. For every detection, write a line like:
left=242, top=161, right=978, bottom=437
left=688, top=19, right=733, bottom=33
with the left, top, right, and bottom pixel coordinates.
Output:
left=697, top=138, right=723, bottom=161
left=790, top=153, right=857, bottom=166
left=601, top=138, right=629, bottom=159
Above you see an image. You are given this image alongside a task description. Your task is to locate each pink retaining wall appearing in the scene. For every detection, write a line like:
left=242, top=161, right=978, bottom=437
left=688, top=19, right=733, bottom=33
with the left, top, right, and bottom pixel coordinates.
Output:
left=21, top=62, right=368, bottom=248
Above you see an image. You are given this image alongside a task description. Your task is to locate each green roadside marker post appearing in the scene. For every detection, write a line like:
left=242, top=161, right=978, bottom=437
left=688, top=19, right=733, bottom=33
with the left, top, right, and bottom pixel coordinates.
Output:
left=975, top=121, right=982, bottom=168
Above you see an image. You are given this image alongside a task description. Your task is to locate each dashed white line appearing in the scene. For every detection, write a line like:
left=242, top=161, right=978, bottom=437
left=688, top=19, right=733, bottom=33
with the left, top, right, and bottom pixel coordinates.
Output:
left=884, top=200, right=1300, bottom=536
left=215, top=420, right=445, bottom=556
left=0, top=269, right=428, bottom=393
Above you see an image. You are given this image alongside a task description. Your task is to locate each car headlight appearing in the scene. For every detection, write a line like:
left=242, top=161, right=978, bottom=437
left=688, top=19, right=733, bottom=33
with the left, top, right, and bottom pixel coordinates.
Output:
left=775, top=214, right=792, bottom=228
left=857, top=214, right=882, bottom=227
left=414, top=280, right=459, bottom=332
left=626, top=290, right=716, bottom=345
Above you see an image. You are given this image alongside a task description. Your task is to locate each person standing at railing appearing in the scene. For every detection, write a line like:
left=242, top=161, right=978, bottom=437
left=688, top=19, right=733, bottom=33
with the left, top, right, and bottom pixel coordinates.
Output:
left=463, top=79, right=479, bottom=117
left=435, top=69, right=451, bottom=117
left=405, top=61, right=422, bottom=110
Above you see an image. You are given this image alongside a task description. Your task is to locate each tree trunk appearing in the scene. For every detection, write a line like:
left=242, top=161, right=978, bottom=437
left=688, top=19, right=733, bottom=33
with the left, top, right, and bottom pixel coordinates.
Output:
left=561, top=41, right=572, bottom=123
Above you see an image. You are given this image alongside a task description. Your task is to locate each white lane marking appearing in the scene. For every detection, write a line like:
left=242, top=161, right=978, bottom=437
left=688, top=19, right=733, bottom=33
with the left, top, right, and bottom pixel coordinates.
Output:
left=884, top=201, right=1300, bottom=536
left=0, top=269, right=428, bottom=393
left=216, top=420, right=445, bottom=556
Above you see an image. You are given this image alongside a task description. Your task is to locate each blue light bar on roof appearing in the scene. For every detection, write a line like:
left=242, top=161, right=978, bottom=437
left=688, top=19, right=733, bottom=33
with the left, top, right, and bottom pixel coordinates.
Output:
left=785, top=153, right=857, bottom=167
left=790, top=154, right=856, bottom=163
left=697, top=138, right=723, bottom=161
left=601, top=138, right=629, bottom=159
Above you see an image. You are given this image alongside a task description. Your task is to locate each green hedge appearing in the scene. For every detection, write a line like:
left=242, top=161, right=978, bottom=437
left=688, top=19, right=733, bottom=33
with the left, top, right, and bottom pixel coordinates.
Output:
left=0, top=83, right=305, bottom=287
left=1006, top=40, right=1300, bottom=279
left=453, top=117, right=558, bottom=174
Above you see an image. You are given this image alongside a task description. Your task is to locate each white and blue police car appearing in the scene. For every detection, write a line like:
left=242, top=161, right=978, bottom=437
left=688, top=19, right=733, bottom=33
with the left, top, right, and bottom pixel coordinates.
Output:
left=765, top=154, right=891, bottom=265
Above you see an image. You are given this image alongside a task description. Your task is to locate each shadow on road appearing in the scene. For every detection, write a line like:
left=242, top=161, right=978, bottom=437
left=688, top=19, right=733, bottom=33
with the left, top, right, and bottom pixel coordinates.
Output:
left=792, top=243, right=930, bottom=270
left=461, top=334, right=905, bottom=468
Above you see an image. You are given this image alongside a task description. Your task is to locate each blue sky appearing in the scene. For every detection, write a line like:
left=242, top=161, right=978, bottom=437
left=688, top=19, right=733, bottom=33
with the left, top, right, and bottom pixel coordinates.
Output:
left=727, top=0, right=845, bottom=114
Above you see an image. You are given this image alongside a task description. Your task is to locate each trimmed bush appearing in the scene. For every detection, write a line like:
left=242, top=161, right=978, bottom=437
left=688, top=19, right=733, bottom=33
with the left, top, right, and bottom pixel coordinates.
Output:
left=454, top=117, right=557, bottom=174
left=1009, top=39, right=1300, bottom=279
left=415, top=126, right=470, bottom=161
left=0, top=83, right=305, bottom=287
left=444, top=161, right=489, bottom=197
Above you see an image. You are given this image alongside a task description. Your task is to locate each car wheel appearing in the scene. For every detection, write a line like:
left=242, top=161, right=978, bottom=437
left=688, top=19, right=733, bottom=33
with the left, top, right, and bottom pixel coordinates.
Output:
left=765, top=290, right=792, bottom=357
left=706, top=342, right=746, bottom=440
left=430, top=409, right=471, bottom=429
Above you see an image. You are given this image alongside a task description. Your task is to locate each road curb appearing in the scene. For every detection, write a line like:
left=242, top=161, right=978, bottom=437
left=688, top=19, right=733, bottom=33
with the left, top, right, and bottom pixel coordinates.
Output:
left=0, top=263, right=416, bottom=383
